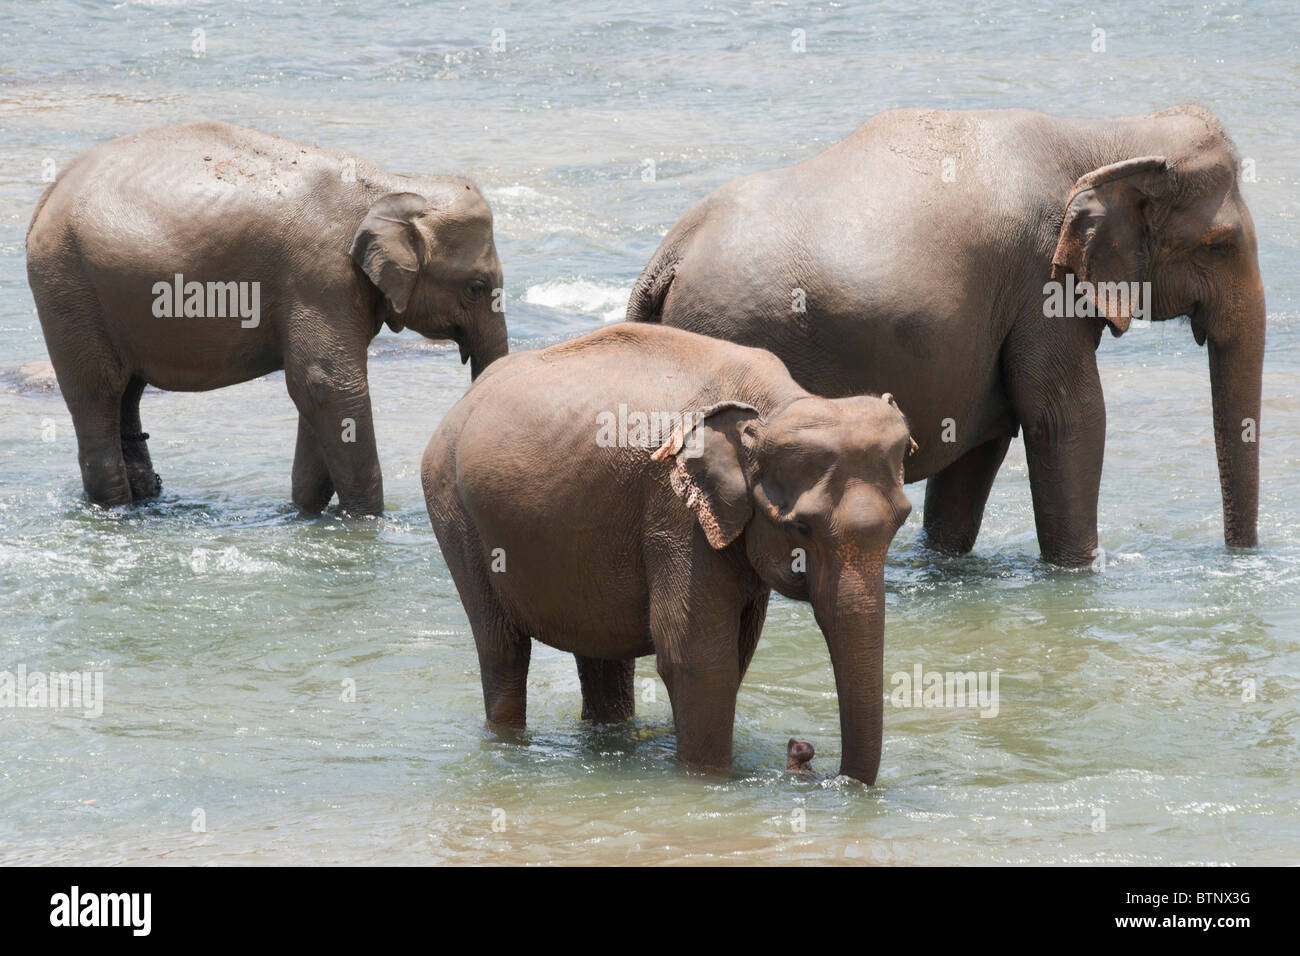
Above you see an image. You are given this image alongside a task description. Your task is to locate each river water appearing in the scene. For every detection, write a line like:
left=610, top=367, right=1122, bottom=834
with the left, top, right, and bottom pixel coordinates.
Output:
left=0, top=0, right=1297, bottom=864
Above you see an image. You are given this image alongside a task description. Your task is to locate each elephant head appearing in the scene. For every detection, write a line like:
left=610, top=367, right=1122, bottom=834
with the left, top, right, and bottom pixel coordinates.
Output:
left=350, top=184, right=506, bottom=379
left=1050, top=122, right=1264, bottom=548
left=653, top=393, right=915, bottom=784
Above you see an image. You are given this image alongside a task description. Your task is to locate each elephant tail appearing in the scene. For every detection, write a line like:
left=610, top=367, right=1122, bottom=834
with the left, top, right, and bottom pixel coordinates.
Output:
left=625, top=247, right=674, bottom=324
left=625, top=203, right=708, bottom=324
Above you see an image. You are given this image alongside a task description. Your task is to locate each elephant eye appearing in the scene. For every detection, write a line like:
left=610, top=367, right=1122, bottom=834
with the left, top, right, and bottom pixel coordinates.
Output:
left=468, top=279, right=487, bottom=295
left=792, top=519, right=812, bottom=538
left=1199, top=227, right=1238, bottom=257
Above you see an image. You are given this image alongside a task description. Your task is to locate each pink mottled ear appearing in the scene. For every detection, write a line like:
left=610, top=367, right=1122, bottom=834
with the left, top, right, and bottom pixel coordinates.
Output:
left=651, top=402, right=758, bottom=549
left=1049, top=156, right=1170, bottom=337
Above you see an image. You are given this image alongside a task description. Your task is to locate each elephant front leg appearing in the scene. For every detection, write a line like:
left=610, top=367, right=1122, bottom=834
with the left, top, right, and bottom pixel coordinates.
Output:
left=575, top=656, right=636, bottom=723
left=921, top=436, right=1012, bottom=554
left=1014, top=367, right=1106, bottom=568
left=657, top=657, right=741, bottom=773
left=651, top=597, right=743, bottom=772
left=292, top=414, right=335, bottom=513
left=647, top=545, right=747, bottom=772
left=285, top=353, right=384, bottom=516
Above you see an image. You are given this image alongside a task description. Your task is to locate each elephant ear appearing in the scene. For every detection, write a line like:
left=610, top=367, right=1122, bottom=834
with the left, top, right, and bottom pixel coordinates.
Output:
left=350, top=192, right=429, bottom=326
left=880, top=393, right=919, bottom=456
left=651, top=401, right=759, bottom=549
left=1050, top=156, right=1170, bottom=337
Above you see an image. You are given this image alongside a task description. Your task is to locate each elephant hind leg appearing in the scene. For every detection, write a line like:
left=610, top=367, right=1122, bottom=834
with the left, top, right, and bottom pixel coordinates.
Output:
left=431, top=497, right=533, bottom=728
left=57, top=358, right=134, bottom=508
left=32, top=276, right=132, bottom=507
left=921, top=436, right=1011, bottom=554
left=576, top=656, right=635, bottom=723
left=476, top=627, right=531, bottom=729
left=64, top=376, right=131, bottom=508
left=120, top=375, right=162, bottom=502
left=449, top=546, right=531, bottom=728
left=292, top=414, right=335, bottom=514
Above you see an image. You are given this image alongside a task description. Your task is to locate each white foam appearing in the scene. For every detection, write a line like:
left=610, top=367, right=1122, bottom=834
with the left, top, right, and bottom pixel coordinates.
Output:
left=489, top=185, right=549, bottom=201
left=187, top=546, right=278, bottom=575
left=523, top=279, right=631, bottom=323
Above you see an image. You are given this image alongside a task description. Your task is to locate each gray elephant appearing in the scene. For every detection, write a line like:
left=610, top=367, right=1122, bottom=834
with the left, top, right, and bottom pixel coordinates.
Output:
left=422, top=323, right=915, bottom=784
left=628, top=105, right=1264, bottom=566
left=26, top=120, right=506, bottom=514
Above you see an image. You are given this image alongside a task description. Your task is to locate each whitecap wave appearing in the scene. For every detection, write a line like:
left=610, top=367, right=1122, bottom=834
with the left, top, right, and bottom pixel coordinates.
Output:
left=522, top=279, right=631, bottom=323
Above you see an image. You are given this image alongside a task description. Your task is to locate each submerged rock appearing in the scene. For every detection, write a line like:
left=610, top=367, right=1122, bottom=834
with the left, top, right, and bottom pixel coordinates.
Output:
left=9, top=360, right=59, bottom=393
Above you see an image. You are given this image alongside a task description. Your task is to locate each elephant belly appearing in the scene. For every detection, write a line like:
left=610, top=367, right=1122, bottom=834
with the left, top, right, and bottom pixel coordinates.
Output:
left=502, top=583, right=655, bottom=660
left=475, top=523, right=655, bottom=660
left=121, top=309, right=283, bottom=391
left=80, top=245, right=287, bottom=390
left=667, top=300, right=1010, bottom=482
left=662, top=177, right=1016, bottom=481
left=531, top=625, right=655, bottom=661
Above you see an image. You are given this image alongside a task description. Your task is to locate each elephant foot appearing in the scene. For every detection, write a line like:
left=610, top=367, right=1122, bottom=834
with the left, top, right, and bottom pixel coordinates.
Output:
left=576, top=656, right=635, bottom=723
left=126, top=467, right=162, bottom=502
left=122, top=433, right=162, bottom=502
left=919, top=528, right=977, bottom=556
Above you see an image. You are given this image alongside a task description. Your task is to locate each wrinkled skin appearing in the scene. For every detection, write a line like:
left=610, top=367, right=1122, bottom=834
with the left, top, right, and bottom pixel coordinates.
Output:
left=423, top=324, right=914, bottom=784
left=629, top=106, right=1264, bottom=566
left=26, top=121, right=506, bottom=514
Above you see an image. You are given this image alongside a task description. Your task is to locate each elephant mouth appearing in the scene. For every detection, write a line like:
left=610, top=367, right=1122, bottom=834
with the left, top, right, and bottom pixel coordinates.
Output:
left=770, top=567, right=809, bottom=602
left=1188, top=302, right=1208, bottom=346
left=450, top=324, right=471, bottom=365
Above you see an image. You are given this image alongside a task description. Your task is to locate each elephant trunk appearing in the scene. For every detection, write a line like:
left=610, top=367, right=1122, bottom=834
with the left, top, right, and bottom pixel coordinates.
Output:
left=465, top=308, right=509, bottom=380
left=811, top=554, right=886, bottom=785
left=1206, top=276, right=1265, bottom=549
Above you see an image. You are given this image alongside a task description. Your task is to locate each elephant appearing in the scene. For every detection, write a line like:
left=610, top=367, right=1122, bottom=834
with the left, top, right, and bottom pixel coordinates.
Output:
left=627, top=105, right=1264, bottom=566
left=422, top=323, right=915, bottom=784
left=26, top=120, right=506, bottom=515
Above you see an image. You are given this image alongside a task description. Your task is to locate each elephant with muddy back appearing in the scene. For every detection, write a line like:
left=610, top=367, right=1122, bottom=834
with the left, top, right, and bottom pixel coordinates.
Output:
left=26, top=121, right=506, bottom=515
left=422, top=323, right=916, bottom=784
left=629, top=105, right=1265, bottom=566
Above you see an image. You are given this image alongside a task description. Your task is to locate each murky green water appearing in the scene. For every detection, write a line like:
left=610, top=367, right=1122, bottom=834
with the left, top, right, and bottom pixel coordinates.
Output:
left=1, top=1, right=1297, bottom=864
